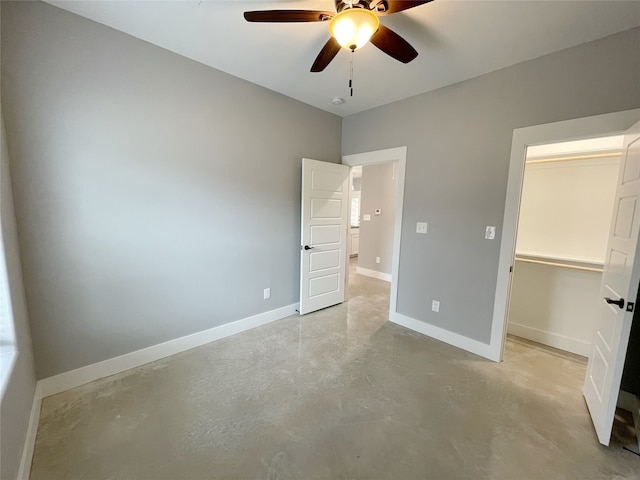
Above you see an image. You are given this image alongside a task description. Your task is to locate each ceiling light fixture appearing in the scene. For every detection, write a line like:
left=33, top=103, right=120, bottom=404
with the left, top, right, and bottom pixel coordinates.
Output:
left=331, top=97, right=345, bottom=105
left=329, top=8, right=380, bottom=52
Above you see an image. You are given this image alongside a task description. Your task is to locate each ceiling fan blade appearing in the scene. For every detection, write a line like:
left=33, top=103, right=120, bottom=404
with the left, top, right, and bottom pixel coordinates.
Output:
left=311, top=37, right=341, bottom=72
left=244, top=10, right=333, bottom=23
left=375, top=0, right=434, bottom=16
left=369, top=24, right=418, bottom=64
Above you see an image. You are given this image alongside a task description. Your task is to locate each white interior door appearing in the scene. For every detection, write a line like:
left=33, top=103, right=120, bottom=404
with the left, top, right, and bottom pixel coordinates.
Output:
left=299, top=158, right=350, bottom=315
left=583, top=120, right=640, bottom=445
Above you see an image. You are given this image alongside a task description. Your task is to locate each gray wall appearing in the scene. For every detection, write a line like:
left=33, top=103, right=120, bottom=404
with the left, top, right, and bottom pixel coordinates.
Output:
left=1, top=1, right=342, bottom=378
left=358, top=163, right=396, bottom=275
left=1, top=109, right=36, bottom=480
left=343, top=27, right=640, bottom=344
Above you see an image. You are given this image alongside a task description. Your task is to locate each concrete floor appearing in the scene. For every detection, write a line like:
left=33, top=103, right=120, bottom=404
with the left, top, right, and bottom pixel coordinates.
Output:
left=30, top=260, right=640, bottom=479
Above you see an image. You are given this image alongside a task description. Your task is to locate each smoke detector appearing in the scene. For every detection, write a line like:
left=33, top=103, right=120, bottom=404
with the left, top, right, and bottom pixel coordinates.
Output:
left=331, top=97, right=345, bottom=105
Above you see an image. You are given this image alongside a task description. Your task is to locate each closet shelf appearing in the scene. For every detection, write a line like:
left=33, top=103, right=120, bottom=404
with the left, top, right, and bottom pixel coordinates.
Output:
left=515, top=251, right=604, bottom=265
left=514, top=252, right=604, bottom=273
left=525, top=151, right=621, bottom=165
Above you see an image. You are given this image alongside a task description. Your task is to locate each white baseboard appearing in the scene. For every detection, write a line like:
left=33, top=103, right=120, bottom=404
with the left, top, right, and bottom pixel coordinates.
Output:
left=38, top=303, right=299, bottom=398
left=507, top=322, right=590, bottom=357
left=356, top=266, right=391, bottom=282
left=16, top=383, right=42, bottom=480
left=390, top=312, right=497, bottom=361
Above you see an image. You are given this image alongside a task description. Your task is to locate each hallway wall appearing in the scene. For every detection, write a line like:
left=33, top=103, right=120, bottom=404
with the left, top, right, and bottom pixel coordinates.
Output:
left=358, top=162, right=397, bottom=277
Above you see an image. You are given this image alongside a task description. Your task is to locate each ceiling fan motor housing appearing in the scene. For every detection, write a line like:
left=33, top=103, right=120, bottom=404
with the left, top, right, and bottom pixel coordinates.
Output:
left=335, top=0, right=388, bottom=14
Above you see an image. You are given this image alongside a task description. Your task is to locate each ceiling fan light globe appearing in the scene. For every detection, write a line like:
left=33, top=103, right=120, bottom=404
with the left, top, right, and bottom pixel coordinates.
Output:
left=329, top=8, right=379, bottom=51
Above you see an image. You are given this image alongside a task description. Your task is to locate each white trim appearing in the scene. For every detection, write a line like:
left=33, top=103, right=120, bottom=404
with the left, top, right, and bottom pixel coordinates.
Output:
left=356, top=266, right=391, bottom=282
left=38, top=303, right=298, bottom=398
left=342, top=146, right=407, bottom=319
left=492, top=109, right=640, bottom=362
left=16, top=383, right=41, bottom=480
left=507, top=323, right=590, bottom=357
left=390, top=312, right=496, bottom=361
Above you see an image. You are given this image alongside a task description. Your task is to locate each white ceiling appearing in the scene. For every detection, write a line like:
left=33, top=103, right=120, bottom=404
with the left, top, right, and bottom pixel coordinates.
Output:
left=46, top=0, right=640, bottom=117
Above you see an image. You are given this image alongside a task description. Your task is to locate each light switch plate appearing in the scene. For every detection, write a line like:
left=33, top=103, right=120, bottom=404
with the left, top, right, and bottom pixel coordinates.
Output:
left=485, top=226, right=496, bottom=240
left=363, top=214, right=371, bottom=221
left=416, top=222, right=428, bottom=234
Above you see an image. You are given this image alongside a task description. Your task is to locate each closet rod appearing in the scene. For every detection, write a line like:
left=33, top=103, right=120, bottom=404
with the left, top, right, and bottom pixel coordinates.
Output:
left=515, top=257, right=603, bottom=273
left=526, top=152, right=621, bottom=165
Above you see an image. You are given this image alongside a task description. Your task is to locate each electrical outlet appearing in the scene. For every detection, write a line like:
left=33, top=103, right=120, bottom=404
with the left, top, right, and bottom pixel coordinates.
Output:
left=431, top=300, right=440, bottom=312
left=263, top=288, right=271, bottom=300
left=416, top=222, right=428, bottom=234
left=485, top=226, right=496, bottom=240
left=363, top=214, right=371, bottom=221
left=375, top=256, right=380, bottom=264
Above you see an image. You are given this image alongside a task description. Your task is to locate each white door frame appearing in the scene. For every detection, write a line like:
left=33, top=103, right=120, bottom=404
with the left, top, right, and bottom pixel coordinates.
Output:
left=342, top=146, right=407, bottom=317
left=490, top=109, right=640, bottom=362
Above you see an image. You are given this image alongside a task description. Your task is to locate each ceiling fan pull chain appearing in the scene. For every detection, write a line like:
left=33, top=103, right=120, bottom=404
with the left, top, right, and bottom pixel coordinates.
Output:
left=349, top=51, right=354, bottom=97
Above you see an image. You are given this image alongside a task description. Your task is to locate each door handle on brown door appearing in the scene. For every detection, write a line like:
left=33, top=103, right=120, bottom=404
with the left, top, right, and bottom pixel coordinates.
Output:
left=604, top=297, right=625, bottom=308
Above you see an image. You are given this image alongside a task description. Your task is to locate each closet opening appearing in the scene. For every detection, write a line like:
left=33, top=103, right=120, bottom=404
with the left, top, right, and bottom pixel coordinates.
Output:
left=506, top=134, right=624, bottom=358
left=506, top=133, right=640, bottom=451
left=495, top=111, right=640, bottom=448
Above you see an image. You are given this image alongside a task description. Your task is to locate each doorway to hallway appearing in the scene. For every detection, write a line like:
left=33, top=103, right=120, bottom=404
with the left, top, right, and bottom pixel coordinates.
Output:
left=342, top=147, right=407, bottom=321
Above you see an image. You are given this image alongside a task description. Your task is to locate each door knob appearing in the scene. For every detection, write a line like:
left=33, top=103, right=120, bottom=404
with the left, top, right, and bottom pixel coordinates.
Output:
left=304, top=245, right=314, bottom=251
left=604, top=297, right=625, bottom=309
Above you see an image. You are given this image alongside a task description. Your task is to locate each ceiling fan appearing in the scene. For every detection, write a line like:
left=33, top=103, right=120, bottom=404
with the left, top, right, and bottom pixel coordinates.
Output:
left=244, top=1, right=433, bottom=72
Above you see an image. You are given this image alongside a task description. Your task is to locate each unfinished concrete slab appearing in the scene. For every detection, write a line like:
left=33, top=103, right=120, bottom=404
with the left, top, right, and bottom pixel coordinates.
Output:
left=29, top=264, right=640, bottom=479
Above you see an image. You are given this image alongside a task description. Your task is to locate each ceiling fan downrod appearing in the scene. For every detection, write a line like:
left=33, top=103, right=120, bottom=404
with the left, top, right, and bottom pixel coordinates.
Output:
left=349, top=51, right=354, bottom=97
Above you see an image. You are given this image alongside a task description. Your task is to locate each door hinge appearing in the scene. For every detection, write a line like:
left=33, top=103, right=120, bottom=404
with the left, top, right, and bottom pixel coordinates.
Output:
left=626, top=302, right=635, bottom=312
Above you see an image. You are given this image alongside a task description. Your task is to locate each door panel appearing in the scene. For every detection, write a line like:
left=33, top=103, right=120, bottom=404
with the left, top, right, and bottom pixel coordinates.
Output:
left=622, top=148, right=640, bottom=183
left=309, top=274, right=340, bottom=297
left=310, top=225, right=341, bottom=245
left=300, top=158, right=350, bottom=315
left=309, top=250, right=341, bottom=272
left=311, top=198, right=342, bottom=218
left=584, top=121, right=640, bottom=445
left=312, top=170, right=343, bottom=191
left=613, top=197, right=635, bottom=237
